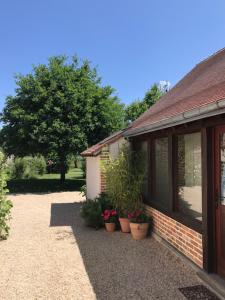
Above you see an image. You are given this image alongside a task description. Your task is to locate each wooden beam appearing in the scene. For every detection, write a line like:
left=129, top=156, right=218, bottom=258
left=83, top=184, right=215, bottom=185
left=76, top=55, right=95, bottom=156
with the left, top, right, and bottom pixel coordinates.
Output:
left=202, top=127, right=215, bottom=272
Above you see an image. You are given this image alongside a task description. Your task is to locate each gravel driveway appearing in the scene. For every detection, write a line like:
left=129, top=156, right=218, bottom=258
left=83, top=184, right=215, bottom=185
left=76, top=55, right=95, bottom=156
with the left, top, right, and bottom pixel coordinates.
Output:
left=0, top=192, right=203, bottom=300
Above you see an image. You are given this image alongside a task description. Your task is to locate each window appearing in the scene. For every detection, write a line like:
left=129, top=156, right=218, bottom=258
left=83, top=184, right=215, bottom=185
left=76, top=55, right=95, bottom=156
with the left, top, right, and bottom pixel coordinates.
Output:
left=177, top=132, right=202, bottom=221
left=153, top=137, right=170, bottom=210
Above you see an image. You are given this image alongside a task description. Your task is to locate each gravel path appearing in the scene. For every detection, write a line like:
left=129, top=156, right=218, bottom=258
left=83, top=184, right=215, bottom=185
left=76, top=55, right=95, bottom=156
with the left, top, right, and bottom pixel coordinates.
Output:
left=0, top=192, right=203, bottom=300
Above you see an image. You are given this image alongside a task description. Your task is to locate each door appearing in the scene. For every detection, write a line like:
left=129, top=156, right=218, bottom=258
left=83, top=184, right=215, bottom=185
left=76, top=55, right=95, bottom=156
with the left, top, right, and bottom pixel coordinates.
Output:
left=215, top=125, right=225, bottom=278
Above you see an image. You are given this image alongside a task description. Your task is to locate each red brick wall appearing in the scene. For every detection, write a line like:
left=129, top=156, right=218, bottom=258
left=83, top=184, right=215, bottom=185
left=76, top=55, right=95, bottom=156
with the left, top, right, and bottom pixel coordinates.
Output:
left=146, top=206, right=203, bottom=268
left=100, top=145, right=109, bottom=193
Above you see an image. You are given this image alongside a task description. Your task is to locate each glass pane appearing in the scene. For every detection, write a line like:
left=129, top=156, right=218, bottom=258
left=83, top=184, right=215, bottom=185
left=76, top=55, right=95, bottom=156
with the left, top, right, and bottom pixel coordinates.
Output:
left=141, top=141, right=148, bottom=201
left=220, top=133, right=225, bottom=205
left=177, top=132, right=202, bottom=221
left=154, top=137, right=169, bottom=209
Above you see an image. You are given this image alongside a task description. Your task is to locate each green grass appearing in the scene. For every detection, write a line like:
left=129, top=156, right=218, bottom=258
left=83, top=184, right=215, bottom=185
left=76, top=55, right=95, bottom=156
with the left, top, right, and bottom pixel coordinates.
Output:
left=8, top=167, right=85, bottom=194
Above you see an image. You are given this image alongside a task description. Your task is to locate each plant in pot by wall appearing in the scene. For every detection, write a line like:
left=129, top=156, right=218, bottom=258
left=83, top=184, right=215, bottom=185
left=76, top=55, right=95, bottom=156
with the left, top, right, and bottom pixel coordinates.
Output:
left=80, top=193, right=113, bottom=230
left=103, top=145, right=146, bottom=233
left=128, top=209, right=151, bottom=240
left=101, top=209, right=118, bottom=232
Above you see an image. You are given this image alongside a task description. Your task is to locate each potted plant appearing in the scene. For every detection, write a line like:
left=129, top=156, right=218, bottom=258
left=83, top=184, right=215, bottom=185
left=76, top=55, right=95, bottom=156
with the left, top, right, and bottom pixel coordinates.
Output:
left=128, top=209, right=151, bottom=240
left=103, top=145, right=147, bottom=233
left=118, top=210, right=130, bottom=233
left=101, top=209, right=117, bottom=232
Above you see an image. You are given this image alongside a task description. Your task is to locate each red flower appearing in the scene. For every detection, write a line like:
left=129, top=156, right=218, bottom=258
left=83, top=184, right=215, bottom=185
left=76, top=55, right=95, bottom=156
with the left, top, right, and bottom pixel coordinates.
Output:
left=128, top=213, right=134, bottom=219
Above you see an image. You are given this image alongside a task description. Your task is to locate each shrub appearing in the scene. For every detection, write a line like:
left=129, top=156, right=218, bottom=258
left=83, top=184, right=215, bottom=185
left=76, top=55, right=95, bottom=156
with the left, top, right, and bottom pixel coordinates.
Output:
left=8, top=155, right=46, bottom=179
left=80, top=193, right=113, bottom=229
left=33, top=155, right=46, bottom=175
left=97, top=192, right=113, bottom=212
left=0, top=151, right=13, bottom=240
left=74, top=155, right=84, bottom=169
left=80, top=199, right=104, bottom=229
left=80, top=184, right=87, bottom=198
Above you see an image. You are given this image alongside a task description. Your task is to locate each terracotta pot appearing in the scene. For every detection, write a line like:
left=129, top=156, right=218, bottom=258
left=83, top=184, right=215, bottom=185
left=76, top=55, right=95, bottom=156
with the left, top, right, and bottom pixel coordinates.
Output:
left=119, top=218, right=130, bottom=233
left=105, top=222, right=116, bottom=232
left=130, top=222, right=149, bottom=240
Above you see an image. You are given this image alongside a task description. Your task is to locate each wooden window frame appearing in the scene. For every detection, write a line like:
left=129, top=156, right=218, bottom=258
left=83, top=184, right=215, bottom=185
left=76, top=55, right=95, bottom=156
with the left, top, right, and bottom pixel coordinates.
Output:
left=137, top=126, right=204, bottom=234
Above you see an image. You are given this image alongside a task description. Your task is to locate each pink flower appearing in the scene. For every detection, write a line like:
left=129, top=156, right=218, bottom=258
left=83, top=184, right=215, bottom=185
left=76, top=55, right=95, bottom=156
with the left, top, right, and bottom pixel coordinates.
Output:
left=128, top=213, right=134, bottom=219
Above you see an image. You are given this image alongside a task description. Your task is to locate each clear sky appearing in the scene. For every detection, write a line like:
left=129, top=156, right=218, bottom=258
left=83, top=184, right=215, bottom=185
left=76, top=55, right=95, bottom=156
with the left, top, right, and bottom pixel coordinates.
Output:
left=1, top=0, right=225, bottom=111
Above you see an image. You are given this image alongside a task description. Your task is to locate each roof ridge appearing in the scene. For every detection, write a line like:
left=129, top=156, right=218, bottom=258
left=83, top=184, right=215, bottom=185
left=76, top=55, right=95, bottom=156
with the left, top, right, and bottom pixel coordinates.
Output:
left=196, top=47, right=225, bottom=67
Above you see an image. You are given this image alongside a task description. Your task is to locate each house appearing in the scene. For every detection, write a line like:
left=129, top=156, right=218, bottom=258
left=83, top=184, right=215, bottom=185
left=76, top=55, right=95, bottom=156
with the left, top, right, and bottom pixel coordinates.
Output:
left=124, top=48, right=225, bottom=280
left=81, top=130, right=127, bottom=199
left=82, top=47, right=225, bottom=281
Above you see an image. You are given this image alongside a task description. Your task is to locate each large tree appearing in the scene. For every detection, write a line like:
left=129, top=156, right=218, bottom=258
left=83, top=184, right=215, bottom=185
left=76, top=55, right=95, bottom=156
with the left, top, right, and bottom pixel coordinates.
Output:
left=1, top=56, right=124, bottom=182
left=125, top=83, right=164, bottom=124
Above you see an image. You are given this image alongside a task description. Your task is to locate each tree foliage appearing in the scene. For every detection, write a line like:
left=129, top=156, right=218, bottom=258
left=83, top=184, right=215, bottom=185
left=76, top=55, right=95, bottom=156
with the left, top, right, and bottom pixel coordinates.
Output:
left=1, top=56, right=124, bottom=181
left=125, top=83, right=164, bottom=124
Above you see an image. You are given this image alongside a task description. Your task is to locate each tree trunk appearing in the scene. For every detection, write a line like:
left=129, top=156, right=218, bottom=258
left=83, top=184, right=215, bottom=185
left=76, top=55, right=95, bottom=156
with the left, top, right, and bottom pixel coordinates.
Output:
left=60, top=160, right=66, bottom=183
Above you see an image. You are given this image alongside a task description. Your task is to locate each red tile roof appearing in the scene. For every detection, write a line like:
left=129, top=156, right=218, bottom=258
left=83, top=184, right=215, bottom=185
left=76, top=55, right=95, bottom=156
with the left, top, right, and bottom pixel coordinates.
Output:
left=125, top=47, right=225, bottom=136
left=81, top=130, right=124, bottom=157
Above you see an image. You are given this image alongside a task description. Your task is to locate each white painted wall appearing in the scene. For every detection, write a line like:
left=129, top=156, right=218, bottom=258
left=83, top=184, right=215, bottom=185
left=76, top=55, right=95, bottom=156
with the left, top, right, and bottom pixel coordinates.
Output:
left=86, top=137, right=127, bottom=199
left=86, top=156, right=101, bottom=199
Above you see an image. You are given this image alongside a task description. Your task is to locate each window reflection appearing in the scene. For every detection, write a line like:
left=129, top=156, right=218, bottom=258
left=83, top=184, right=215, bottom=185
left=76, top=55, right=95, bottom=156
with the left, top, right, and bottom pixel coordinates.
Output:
left=177, top=132, right=202, bottom=221
left=154, top=137, right=169, bottom=210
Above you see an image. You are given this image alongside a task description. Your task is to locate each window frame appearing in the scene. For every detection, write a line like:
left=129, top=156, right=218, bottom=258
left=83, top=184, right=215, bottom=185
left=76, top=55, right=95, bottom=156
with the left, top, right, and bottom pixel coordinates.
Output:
left=146, top=128, right=203, bottom=233
left=174, top=131, right=203, bottom=221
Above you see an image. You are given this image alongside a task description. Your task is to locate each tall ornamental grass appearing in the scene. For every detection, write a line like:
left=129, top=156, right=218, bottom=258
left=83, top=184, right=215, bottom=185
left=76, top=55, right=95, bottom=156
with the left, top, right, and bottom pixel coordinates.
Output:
left=103, top=145, right=146, bottom=216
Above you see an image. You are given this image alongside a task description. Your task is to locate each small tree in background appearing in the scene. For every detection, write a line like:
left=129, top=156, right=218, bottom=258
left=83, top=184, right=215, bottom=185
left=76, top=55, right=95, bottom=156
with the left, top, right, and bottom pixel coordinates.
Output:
left=1, top=56, right=124, bottom=182
left=125, top=83, right=164, bottom=124
left=0, top=152, right=12, bottom=240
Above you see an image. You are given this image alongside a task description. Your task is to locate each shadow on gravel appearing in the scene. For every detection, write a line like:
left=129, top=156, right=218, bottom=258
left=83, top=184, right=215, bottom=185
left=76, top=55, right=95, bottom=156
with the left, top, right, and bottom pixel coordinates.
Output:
left=8, top=178, right=85, bottom=194
left=50, top=202, right=202, bottom=300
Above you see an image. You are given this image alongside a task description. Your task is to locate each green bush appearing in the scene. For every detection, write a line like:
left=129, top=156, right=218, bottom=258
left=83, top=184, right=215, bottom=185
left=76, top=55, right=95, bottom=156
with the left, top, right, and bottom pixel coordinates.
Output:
left=0, top=152, right=13, bottom=240
left=8, top=155, right=46, bottom=179
left=33, top=155, right=46, bottom=175
left=97, top=192, right=113, bottom=212
left=80, top=193, right=113, bottom=229
left=80, top=199, right=104, bottom=229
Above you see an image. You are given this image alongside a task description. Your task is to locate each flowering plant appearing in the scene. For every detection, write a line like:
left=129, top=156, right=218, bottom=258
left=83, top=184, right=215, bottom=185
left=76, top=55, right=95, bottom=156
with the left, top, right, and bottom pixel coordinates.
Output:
left=128, top=210, right=150, bottom=224
left=101, top=209, right=118, bottom=223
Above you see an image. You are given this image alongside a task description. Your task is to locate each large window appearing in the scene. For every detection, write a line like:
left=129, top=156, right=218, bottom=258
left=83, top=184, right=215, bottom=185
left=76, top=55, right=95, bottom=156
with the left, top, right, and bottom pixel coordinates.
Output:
left=177, top=132, right=202, bottom=221
left=154, top=137, right=170, bottom=210
left=139, top=129, right=203, bottom=231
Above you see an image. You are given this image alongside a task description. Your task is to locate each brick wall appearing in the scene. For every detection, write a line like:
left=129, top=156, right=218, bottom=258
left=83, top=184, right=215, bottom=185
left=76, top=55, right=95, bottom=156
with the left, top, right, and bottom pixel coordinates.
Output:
left=100, top=145, right=110, bottom=193
left=146, top=206, right=203, bottom=268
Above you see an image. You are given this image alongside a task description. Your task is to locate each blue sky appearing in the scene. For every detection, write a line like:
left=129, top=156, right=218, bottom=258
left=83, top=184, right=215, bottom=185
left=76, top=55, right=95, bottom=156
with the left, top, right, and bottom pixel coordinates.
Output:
left=0, top=0, right=225, bottom=111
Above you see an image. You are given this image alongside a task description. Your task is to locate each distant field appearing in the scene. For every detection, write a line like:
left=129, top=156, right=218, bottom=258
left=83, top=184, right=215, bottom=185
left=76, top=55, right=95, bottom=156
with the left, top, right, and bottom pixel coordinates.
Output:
left=8, top=168, right=85, bottom=194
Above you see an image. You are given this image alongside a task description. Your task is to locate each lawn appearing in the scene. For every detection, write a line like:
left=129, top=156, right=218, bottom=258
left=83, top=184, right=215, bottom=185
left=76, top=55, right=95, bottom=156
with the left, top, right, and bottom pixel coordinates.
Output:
left=7, top=167, right=85, bottom=194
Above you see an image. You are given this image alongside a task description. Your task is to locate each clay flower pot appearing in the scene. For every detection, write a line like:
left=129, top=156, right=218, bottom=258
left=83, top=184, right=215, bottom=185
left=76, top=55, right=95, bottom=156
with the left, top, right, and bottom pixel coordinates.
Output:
left=119, top=218, right=130, bottom=233
left=130, top=222, right=149, bottom=240
left=105, top=222, right=116, bottom=232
